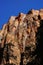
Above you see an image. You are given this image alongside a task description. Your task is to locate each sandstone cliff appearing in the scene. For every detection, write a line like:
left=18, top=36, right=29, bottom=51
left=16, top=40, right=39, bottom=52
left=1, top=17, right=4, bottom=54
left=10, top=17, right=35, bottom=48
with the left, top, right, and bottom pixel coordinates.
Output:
left=0, top=9, right=43, bottom=65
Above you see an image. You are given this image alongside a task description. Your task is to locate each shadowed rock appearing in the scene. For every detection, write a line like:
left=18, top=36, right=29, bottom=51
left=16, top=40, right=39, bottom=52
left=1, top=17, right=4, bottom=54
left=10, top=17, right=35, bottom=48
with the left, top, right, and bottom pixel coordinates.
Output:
left=0, top=9, right=43, bottom=65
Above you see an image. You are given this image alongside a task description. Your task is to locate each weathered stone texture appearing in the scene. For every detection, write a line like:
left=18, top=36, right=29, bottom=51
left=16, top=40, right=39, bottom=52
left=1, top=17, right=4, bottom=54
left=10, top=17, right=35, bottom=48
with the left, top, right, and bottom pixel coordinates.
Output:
left=0, top=9, right=43, bottom=65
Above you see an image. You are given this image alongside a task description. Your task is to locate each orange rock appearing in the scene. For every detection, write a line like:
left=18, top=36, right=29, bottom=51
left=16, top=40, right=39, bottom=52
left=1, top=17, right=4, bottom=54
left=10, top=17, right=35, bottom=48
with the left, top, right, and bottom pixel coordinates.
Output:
left=39, top=12, right=43, bottom=20
left=27, top=28, right=31, bottom=34
left=31, top=9, right=39, bottom=16
left=40, top=9, right=43, bottom=12
left=0, top=9, right=43, bottom=65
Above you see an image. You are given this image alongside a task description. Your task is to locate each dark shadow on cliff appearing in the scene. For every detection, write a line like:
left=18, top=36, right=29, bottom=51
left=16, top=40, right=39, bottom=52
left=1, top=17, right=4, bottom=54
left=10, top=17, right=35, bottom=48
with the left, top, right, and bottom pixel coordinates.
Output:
left=0, top=48, right=4, bottom=64
left=26, top=20, right=43, bottom=65
left=36, top=20, right=43, bottom=65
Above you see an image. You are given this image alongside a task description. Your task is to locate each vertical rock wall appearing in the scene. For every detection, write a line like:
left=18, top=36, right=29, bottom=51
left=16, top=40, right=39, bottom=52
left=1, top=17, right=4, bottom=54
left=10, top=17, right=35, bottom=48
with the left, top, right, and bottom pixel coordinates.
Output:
left=0, top=9, right=43, bottom=65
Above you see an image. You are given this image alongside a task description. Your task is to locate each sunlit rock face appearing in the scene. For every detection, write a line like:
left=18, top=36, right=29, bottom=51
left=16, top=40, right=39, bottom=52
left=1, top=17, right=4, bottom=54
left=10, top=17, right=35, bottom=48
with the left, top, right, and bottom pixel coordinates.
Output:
left=0, top=9, right=43, bottom=65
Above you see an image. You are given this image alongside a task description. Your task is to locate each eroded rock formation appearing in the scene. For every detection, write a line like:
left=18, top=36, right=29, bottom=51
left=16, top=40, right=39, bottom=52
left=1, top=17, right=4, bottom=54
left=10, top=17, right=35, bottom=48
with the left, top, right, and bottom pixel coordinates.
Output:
left=0, top=9, right=43, bottom=65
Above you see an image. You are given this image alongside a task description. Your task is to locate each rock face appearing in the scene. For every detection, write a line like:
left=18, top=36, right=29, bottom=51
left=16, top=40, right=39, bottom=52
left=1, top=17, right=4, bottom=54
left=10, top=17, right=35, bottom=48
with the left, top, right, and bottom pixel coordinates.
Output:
left=0, top=9, right=43, bottom=65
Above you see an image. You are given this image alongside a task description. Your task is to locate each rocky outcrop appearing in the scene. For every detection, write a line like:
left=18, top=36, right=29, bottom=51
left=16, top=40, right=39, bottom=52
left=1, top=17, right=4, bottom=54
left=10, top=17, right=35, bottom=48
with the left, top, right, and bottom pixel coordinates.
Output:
left=0, top=9, right=43, bottom=65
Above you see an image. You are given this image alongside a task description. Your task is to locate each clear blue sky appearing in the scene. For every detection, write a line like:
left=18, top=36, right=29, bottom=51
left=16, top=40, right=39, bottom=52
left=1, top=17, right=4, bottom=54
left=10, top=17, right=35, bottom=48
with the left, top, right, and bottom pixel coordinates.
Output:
left=0, top=0, right=43, bottom=29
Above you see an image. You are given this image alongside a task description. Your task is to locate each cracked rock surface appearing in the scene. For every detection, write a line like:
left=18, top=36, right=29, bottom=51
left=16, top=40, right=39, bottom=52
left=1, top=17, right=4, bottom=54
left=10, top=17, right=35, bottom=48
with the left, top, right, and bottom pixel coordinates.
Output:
left=0, top=9, right=43, bottom=65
